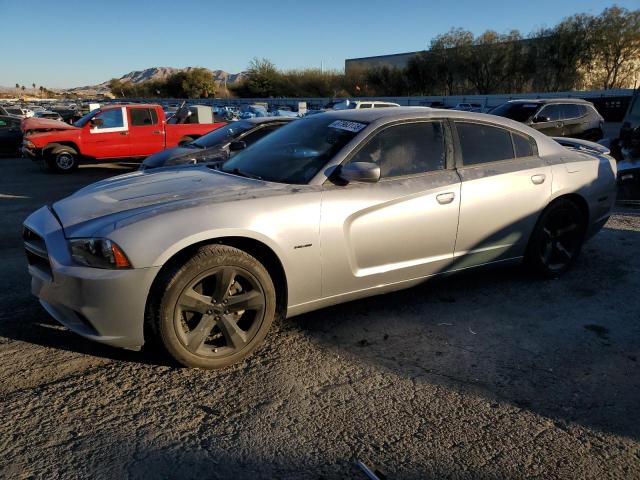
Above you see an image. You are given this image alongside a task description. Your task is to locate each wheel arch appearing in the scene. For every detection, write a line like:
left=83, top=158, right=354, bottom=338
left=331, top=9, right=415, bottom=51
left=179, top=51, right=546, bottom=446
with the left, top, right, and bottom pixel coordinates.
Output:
left=43, top=141, right=80, bottom=156
left=146, top=236, right=288, bottom=322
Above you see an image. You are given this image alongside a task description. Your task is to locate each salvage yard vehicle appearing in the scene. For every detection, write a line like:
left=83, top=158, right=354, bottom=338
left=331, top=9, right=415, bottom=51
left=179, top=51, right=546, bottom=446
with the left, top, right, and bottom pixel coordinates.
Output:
left=140, top=117, right=296, bottom=170
left=490, top=98, right=604, bottom=141
left=21, top=104, right=226, bottom=173
left=333, top=99, right=401, bottom=110
left=23, top=107, right=617, bottom=369
left=0, top=115, right=23, bottom=155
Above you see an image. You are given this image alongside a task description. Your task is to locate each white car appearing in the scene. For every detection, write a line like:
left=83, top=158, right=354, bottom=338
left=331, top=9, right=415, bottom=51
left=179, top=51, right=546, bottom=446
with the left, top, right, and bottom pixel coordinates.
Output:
left=333, top=100, right=400, bottom=110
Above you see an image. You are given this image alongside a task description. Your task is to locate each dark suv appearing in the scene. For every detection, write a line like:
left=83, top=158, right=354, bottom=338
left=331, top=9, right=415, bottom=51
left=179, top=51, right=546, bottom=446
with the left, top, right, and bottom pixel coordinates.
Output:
left=490, top=99, right=604, bottom=140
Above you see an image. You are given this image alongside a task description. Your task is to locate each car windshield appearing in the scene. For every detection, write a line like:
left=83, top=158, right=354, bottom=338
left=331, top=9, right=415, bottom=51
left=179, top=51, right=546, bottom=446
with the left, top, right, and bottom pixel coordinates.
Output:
left=73, top=109, right=100, bottom=127
left=191, top=121, right=254, bottom=149
left=490, top=103, right=540, bottom=122
left=221, top=117, right=366, bottom=184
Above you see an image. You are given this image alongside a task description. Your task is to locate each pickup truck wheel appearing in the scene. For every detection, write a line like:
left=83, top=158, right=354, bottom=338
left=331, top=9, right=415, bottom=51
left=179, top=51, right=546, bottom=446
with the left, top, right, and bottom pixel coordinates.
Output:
left=525, top=199, right=585, bottom=278
left=46, top=147, right=79, bottom=173
left=147, top=244, right=276, bottom=369
left=178, top=136, right=194, bottom=146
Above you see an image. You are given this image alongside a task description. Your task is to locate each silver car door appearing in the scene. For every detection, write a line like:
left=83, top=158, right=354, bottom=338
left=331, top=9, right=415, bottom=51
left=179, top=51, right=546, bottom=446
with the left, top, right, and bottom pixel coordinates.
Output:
left=452, top=121, right=552, bottom=269
left=320, top=120, right=461, bottom=298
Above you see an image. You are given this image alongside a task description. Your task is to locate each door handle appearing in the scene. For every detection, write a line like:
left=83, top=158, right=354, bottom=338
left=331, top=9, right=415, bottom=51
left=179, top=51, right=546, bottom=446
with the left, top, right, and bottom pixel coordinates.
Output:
left=119, top=131, right=129, bottom=136
left=436, top=192, right=455, bottom=205
left=152, top=130, right=162, bottom=134
left=531, top=174, right=546, bottom=185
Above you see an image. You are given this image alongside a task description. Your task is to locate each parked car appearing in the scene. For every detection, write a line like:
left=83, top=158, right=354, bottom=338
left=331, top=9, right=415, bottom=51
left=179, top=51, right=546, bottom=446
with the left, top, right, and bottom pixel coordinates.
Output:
left=333, top=100, right=401, bottom=110
left=609, top=90, right=640, bottom=199
left=0, top=115, right=23, bottom=155
left=33, top=111, right=64, bottom=122
left=23, top=107, right=617, bottom=368
left=453, top=103, right=483, bottom=112
left=3, top=106, right=33, bottom=118
left=141, top=117, right=296, bottom=170
left=0, top=105, right=23, bottom=119
left=490, top=99, right=604, bottom=140
left=21, top=104, right=226, bottom=173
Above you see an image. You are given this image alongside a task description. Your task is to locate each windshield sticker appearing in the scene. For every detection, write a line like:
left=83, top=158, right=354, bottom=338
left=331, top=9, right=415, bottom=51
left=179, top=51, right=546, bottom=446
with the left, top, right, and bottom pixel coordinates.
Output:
left=329, top=120, right=367, bottom=133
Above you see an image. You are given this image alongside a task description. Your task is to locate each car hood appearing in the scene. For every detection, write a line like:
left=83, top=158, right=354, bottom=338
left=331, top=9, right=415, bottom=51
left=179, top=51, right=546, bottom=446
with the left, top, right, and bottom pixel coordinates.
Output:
left=52, top=167, right=287, bottom=236
left=142, top=145, right=227, bottom=169
left=22, top=116, right=77, bottom=133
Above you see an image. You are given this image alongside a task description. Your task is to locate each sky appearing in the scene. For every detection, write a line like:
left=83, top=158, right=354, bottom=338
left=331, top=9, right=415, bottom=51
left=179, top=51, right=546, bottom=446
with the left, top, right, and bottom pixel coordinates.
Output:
left=1, top=0, right=637, bottom=89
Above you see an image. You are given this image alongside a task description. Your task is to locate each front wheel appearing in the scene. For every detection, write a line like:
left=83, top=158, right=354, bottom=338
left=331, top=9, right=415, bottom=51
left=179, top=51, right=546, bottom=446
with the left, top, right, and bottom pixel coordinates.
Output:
left=147, top=245, right=276, bottom=369
left=525, top=199, right=586, bottom=277
left=46, top=147, right=79, bottom=173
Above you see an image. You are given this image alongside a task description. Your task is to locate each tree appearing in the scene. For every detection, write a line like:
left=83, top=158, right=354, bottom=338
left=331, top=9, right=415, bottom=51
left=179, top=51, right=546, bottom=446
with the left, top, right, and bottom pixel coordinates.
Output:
left=429, top=28, right=474, bottom=95
left=232, top=58, right=282, bottom=97
left=590, top=6, right=640, bottom=89
left=15, top=83, right=19, bottom=95
left=39, top=86, right=44, bottom=98
left=178, top=68, right=217, bottom=98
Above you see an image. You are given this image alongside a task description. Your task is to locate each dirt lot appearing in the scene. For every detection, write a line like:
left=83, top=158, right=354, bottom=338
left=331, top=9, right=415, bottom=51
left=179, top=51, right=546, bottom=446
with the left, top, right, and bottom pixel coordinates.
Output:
left=1, top=157, right=639, bottom=479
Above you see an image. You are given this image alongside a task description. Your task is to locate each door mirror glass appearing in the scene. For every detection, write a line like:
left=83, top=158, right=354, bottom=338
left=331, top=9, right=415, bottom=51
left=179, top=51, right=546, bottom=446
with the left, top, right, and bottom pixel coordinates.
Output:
left=229, top=140, right=247, bottom=151
left=339, top=162, right=381, bottom=183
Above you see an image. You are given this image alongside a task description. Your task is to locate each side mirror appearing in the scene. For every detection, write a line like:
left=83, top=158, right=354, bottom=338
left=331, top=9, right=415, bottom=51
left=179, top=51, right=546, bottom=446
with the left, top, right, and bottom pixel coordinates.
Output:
left=229, top=140, right=246, bottom=151
left=532, top=115, right=549, bottom=123
left=90, top=118, right=104, bottom=128
left=339, top=162, right=380, bottom=183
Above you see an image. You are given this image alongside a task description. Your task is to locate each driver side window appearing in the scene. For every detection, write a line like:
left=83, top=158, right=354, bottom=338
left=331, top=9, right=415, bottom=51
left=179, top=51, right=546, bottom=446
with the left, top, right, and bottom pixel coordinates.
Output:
left=94, top=109, right=124, bottom=129
left=348, top=122, right=446, bottom=178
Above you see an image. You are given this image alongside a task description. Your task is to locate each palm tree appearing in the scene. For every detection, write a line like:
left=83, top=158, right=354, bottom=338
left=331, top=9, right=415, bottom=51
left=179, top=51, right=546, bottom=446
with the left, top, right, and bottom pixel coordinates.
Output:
left=15, top=83, right=19, bottom=96
left=39, top=86, right=44, bottom=98
left=32, top=83, right=36, bottom=95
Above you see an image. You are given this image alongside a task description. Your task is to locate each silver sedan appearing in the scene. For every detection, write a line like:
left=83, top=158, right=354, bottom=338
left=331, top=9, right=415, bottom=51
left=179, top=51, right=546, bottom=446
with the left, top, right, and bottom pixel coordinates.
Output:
left=23, top=108, right=617, bottom=368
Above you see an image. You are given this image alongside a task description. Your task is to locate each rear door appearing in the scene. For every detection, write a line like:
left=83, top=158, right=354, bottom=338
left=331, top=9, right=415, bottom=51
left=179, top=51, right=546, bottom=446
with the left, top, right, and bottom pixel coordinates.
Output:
left=561, top=104, right=586, bottom=138
left=128, top=107, right=164, bottom=157
left=82, top=107, right=130, bottom=158
left=452, top=121, right=551, bottom=267
left=320, top=120, right=461, bottom=297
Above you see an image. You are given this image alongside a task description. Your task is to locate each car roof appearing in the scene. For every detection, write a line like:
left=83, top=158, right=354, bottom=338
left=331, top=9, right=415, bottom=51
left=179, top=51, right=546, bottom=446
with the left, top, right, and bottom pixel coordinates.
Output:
left=507, top=98, right=591, bottom=105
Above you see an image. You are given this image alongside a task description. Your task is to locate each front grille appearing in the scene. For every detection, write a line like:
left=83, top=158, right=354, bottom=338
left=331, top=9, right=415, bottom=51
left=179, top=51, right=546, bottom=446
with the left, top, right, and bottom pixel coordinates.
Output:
left=23, top=226, right=52, bottom=278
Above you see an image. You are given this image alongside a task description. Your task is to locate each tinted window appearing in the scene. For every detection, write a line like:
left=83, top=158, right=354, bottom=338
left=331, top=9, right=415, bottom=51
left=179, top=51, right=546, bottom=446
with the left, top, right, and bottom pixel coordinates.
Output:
left=130, top=108, right=156, bottom=126
left=241, top=124, right=283, bottom=146
left=490, top=103, right=540, bottom=122
left=513, top=132, right=536, bottom=158
left=562, top=104, right=581, bottom=119
left=192, top=121, right=254, bottom=148
left=359, top=104, right=372, bottom=109
left=374, top=104, right=392, bottom=108
left=95, top=109, right=124, bottom=129
left=349, top=122, right=446, bottom=178
left=456, top=122, right=515, bottom=166
left=538, top=105, right=562, bottom=121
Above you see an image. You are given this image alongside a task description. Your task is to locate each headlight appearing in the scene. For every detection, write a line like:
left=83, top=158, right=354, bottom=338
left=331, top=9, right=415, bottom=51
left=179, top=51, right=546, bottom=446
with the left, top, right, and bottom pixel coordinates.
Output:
left=23, top=139, right=35, bottom=149
left=69, top=238, right=131, bottom=269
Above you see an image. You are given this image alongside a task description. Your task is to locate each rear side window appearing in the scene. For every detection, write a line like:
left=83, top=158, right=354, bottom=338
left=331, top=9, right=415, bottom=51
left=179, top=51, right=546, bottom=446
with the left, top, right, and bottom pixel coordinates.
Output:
left=359, top=104, right=372, bottom=109
left=456, top=122, right=515, bottom=166
left=350, top=121, right=446, bottom=178
left=512, top=132, right=536, bottom=158
left=130, top=108, right=157, bottom=126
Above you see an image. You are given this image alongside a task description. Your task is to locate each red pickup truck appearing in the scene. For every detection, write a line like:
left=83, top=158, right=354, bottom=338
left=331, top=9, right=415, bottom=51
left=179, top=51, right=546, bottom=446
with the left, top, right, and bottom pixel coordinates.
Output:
left=22, top=103, right=226, bottom=172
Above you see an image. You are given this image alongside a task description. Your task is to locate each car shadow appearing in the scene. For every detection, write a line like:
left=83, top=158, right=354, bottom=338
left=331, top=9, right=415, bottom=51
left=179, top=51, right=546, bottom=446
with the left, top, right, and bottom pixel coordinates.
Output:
left=293, top=217, right=640, bottom=441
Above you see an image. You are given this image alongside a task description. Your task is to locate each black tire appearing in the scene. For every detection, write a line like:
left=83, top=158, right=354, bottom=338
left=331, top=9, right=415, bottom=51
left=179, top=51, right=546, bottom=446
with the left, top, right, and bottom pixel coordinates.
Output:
left=45, top=146, right=79, bottom=173
left=178, top=136, right=194, bottom=146
left=146, top=244, right=276, bottom=369
left=525, top=198, right=586, bottom=278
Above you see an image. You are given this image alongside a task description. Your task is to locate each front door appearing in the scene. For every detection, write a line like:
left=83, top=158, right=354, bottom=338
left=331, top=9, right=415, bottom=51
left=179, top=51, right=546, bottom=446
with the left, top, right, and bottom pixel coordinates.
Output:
left=320, top=120, right=461, bottom=297
left=83, top=107, right=130, bottom=158
left=532, top=104, right=564, bottom=136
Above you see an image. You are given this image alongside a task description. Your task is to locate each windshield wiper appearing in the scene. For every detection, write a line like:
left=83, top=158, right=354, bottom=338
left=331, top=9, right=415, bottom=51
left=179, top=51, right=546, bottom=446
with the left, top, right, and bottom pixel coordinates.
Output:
left=227, top=167, right=263, bottom=180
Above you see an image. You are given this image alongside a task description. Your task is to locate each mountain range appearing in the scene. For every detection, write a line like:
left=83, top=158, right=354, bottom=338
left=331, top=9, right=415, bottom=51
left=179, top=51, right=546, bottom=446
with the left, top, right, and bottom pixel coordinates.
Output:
left=64, top=67, right=247, bottom=95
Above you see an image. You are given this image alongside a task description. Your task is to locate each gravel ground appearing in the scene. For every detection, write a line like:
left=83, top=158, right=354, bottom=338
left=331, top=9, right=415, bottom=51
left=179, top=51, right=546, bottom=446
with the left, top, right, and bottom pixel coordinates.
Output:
left=1, top=157, right=639, bottom=479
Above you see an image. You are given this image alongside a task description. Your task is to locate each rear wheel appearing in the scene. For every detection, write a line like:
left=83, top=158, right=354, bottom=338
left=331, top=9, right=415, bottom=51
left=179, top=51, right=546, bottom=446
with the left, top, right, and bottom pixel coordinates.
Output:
left=525, top=199, right=586, bottom=277
left=46, top=146, right=79, bottom=173
left=147, top=245, right=276, bottom=369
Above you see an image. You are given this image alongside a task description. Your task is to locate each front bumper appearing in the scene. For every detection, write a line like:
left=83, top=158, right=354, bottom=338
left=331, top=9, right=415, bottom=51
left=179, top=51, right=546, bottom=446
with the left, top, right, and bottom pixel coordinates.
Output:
left=23, top=206, right=161, bottom=350
left=21, top=145, right=41, bottom=161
